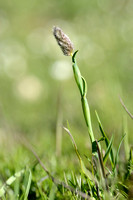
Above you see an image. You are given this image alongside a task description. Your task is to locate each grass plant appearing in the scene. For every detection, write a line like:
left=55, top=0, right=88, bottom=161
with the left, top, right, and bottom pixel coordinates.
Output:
left=0, top=26, right=133, bottom=199
left=51, top=26, right=133, bottom=199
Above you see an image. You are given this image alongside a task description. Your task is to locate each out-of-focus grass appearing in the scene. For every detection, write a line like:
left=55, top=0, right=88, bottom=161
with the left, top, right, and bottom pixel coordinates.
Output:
left=0, top=0, right=133, bottom=138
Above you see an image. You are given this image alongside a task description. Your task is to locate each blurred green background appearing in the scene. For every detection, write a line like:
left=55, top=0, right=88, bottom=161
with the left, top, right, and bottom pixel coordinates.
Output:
left=0, top=0, right=133, bottom=156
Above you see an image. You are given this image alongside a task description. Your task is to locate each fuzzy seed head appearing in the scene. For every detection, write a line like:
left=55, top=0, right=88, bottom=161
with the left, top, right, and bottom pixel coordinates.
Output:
left=53, top=26, right=74, bottom=56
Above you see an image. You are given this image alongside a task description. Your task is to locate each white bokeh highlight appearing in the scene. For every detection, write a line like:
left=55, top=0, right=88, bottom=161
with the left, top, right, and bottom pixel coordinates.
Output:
left=0, top=40, right=27, bottom=78
left=50, top=60, right=72, bottom=80
left=16, top=75, right=43, bottom=101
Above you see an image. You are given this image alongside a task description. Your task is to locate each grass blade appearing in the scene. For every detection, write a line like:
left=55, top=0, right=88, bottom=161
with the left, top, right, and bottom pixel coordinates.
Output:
left=95, top=140, right=108, bottom=191
left=23, top=169, right=32, bottom=200
left=117, top=182, right=128, bottom=199
left=81, top=76, right=87, bottom=96
left=119, top=96, right=133, bottom=120
left=123, top=116, right=129, bottom=160
left=103, top=135, right=113, bottom=165
left=49, top=184, right=57, bottom=200
left=95, top=111, right=114, bottom=166
left=124, top=147, right=133, bottom=180
left=63, top=126, right=95, bottom=182
left=113, top=134, right=126, bottom=173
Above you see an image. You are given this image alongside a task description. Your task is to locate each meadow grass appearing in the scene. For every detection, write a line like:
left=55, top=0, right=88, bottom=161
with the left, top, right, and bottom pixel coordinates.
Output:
left=0, top=27, right=133, bottom=200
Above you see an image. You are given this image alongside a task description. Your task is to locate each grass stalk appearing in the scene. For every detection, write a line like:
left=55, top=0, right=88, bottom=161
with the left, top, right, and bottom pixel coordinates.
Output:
left=56, top=89, right=63, bottom=157
left=72, top=51, right=95, bottom=144
left=53, top=27, right=95, bottom=146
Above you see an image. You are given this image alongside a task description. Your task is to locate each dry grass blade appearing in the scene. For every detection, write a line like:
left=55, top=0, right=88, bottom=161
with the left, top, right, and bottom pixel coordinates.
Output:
left=119, top=96, right=133, bottom=119
left=96, top=140, right=108, bottom=191
left=63, top=127, right=78, bottom=153
left=96, top=140, right=106, bottom=179
left=63, top=126, right=95, bottom=183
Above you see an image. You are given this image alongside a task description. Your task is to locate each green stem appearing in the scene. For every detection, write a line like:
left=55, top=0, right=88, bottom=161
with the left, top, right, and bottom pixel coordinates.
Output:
left=72, top=51, right=95, bottom=144
left=81, top=96, right=95, bottom=143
